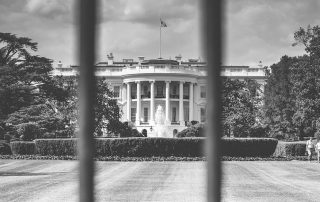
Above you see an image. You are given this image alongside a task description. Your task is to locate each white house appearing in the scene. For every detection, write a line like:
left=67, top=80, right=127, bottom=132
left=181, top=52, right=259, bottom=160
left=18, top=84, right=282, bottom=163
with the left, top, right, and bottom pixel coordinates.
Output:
left=53, top=54, right=266, bottom=136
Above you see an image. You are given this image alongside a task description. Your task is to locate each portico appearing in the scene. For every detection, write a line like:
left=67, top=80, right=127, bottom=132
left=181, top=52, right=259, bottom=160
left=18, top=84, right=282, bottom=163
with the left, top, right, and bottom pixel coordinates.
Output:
left=125, top=80, right=194, bottom=127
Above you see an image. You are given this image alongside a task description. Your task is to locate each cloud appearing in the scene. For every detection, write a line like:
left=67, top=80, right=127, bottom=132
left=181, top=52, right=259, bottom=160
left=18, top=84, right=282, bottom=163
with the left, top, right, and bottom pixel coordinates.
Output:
left=24, top=0, right=74, bottom=23
left=100, top=0, right=198, bottom=27
left=224, top=0, right=320, bottom=66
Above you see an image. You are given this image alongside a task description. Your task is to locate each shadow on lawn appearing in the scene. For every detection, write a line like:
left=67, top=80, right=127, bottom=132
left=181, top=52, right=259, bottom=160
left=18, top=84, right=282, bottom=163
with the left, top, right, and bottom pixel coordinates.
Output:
left=0, top=171, right=69, bottom=176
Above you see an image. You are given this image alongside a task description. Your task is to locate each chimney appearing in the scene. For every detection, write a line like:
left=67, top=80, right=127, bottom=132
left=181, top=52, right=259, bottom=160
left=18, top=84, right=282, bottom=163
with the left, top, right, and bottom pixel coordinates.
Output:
left=138, top=56, right=145, bottom=65
left=175, top=54, right=182, bottom=65
left=58, top=61, right=63, bottom=68
left=107, top=53, right=114, bottom=65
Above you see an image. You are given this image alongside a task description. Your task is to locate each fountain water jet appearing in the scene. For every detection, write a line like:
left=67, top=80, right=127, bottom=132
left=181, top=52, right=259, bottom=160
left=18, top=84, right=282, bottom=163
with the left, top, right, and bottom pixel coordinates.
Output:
left=154, top=105, right=169, bottom=137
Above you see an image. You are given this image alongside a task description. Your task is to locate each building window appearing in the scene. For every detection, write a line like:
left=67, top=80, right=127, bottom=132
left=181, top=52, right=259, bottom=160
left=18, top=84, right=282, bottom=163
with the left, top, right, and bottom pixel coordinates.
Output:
left=201, top=108, right=206, bottom=123
left=247, top=69, right=259, bottom=72
left=143, top=85, right=149, bottom=97
left=156, top=84, right=164, bottom=97
left=131, top=108, right=136, bottom=123
left=172, top=107, right=177, bottom=122
left=230, top=68, right=242, bottom=72
left=143, top=108, right=148, bottom=123
left=184, top=107, right=189, bottom=122
left=200, top=86, right=206, bottom=98
left=183, top=85, right=189, bottom=99
left=131, top=85, right=137, bottom=99
left=173, top=85, right=177, bottom=95
left=113, top=86, right=120, bottom=98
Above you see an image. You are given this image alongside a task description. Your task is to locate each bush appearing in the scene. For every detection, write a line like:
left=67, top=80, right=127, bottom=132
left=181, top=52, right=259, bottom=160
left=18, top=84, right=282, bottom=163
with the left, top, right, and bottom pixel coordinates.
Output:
left=190, top=120, right=199, bottom=125
left=35, top=138, right=205, bottom=157
left=118, top=122, right=143, bottom=137
left=0, top=141, right=12, bottom=155
left=249, top=125, right=269, bottom=137
left=16, top=122, right=41, bottom=141
left=273, top=141, right=307, bottom=157
left=10, top=141, right=36, bottom=155
left=0, top=126, right=4, bottom=140
left=221, top=138, right=278, bottom=157
left=177, top=123, right=205, bottom=137
left=36, top=139, right=77, bottom=156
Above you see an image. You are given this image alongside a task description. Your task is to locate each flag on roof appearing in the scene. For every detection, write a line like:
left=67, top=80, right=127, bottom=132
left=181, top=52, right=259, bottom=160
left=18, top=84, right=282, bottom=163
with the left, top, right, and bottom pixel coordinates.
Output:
left=160, top=19, right=167, bottom=27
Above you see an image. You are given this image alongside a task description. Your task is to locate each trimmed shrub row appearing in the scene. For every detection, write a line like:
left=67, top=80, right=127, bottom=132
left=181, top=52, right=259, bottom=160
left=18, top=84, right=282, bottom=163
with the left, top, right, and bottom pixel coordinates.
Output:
left=221, top=138, right=278, bottom=157
left=9, top=138, right=280, bottom=158
left=0, top=141, right=12, bottom=155
left=34, top=138, right=205, bottom=157
left=10, top=141, right=37, bottom=155
left=36, top=139, right=77, bottom=156
left=273, top=141, right=306, bottom=157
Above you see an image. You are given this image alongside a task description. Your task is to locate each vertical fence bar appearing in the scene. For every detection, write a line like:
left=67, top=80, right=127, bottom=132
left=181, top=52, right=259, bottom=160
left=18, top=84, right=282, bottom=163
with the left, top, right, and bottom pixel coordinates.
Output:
left=78, top=0, right=97, bottom=201
left=202, top=0, right=222, bottom=201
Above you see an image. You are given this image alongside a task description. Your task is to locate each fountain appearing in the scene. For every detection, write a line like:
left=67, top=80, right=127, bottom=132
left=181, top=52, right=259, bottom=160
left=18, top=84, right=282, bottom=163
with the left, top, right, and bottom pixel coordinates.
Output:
left=153, top=105, right=169, bottom=137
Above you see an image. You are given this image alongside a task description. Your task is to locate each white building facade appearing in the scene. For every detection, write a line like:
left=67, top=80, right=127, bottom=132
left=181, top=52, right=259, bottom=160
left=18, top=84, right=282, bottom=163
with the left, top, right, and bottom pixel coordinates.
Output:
left=53, top=54, right=266, bottom=137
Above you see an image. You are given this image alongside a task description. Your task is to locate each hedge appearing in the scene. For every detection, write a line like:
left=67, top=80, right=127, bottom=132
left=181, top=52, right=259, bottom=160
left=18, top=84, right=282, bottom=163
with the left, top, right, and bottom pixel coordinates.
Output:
left=221, top=138, right=278, bottom=157
left=9, top=137, right=279, bottom=158
left=10, top=141, right=37, bottom=155
left=273, top=141, right=306, bottom=157
left=36, top=139, right=78, bottom=156
left=35, top=138, right=205, bottom=157
left=0, top=141, right=12, bottom=155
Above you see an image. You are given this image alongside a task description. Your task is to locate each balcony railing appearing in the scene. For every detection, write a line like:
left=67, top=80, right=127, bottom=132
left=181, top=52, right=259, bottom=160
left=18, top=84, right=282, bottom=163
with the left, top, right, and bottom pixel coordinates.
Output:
left=141, top=94, right=150, bottom=99
left=170, top=94, right=179, bottom=99
left=155, top=94, right=165, bottom=98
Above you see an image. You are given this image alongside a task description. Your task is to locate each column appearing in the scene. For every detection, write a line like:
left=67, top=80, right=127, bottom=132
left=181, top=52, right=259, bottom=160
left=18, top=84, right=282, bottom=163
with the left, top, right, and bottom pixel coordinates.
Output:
left=121, top=84, right=126, bottom=102
left=179, top=81, right=184, bottom=126
left=136, top=81, right=141, bottom=125
left=165, top=81, right=170, bottom=125
left=150, top=81, right=155, bottom=125
left=126, top=82, right=131, bottom=122
left=189, top=82, right=194, bottom=121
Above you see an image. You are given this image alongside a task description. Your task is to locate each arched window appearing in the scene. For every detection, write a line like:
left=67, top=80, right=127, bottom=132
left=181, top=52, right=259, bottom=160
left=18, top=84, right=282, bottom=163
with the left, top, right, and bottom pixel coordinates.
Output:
left=142, top=129, right=147, bottom=137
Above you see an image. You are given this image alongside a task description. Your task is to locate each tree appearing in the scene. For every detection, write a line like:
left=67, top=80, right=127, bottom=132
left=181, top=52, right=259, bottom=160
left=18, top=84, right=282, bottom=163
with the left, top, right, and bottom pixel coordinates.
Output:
left=59, top=77, right=123, bottom=136
left=263, top=56, right=297, bottom=137
left=0, top=33, right=68, bottom=120
left=293, top=25, right=320, bottom=58
left=0, top=32, right=37, bottom=66
left=222, top=78, right=261, bottom=137
left=264, top=25, right=320, bottom=140
left=94, top=79, right=122, bottom=136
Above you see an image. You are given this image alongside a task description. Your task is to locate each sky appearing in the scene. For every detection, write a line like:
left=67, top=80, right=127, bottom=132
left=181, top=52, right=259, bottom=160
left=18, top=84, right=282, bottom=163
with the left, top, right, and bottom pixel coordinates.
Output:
left=0, top=0, right=319, bottom=67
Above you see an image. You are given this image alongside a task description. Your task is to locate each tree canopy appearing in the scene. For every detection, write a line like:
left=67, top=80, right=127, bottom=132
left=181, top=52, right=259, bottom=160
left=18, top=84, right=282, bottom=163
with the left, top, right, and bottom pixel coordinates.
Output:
left=222, top=78, right=262, bottom=137
left=264, top=25, right=320, bottom=140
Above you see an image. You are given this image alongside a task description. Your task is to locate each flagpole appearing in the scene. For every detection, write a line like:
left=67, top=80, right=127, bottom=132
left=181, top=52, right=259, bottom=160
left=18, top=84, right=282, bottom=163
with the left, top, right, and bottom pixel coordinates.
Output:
left=160, top=22, right=162, bottom=58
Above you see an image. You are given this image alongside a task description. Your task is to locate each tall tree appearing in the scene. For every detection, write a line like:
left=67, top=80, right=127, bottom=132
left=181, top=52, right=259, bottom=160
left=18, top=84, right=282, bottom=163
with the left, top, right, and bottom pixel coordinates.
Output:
left=0, top=33, right=37, bottom=66
left=0, top=33, right=67, bottom=120
left=293, top=25, right=320, bottom=58
left=222, top=78, right=261, bottom=137
left=58, top=77, right=123, bottom=136
left=264, top=25, right=320, bottom=139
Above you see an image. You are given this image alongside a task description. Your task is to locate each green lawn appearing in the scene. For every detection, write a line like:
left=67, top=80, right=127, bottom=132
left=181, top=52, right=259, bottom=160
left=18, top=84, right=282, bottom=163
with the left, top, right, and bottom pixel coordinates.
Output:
left=222, top=161, right=320, bottom=202
left=1, top=160, right=320, bottom=202
left=0, top=160, right=206, bottom=202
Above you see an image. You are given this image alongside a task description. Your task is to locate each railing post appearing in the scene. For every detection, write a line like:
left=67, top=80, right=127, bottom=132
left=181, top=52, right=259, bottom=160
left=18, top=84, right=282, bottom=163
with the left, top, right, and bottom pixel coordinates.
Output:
left=78, top=0, right=96, bottom=201
left=202, top=0, right=222, bottom=201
